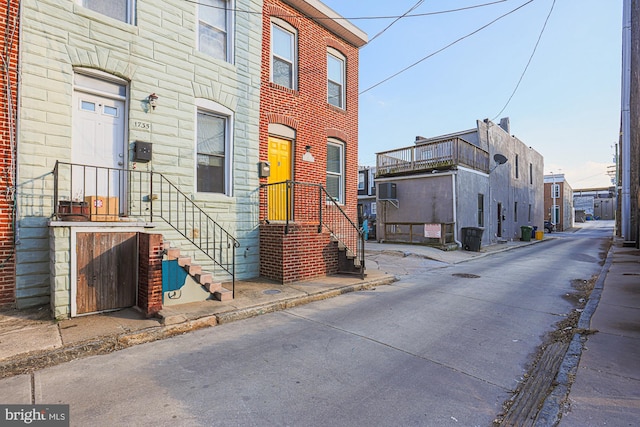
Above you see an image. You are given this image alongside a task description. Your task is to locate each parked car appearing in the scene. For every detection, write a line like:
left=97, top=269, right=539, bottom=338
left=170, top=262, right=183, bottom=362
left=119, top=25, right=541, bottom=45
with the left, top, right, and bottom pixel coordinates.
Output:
left=544, top=220, right=555, bottom=233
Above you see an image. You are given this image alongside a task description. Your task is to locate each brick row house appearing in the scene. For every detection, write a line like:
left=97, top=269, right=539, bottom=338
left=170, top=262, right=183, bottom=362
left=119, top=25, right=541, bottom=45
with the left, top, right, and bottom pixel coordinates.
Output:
left=544, top=174, right=574, bottom=231
left=8, top=0, right=366, bottom=318
left=0, top=0, right=19, bottom=309
left=259, top=0, right=367, bottom=282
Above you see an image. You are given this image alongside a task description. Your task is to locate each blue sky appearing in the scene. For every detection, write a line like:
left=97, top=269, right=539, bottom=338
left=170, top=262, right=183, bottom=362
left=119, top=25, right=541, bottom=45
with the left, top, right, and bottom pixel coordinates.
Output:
left=320, top=0, right=622, bottom=189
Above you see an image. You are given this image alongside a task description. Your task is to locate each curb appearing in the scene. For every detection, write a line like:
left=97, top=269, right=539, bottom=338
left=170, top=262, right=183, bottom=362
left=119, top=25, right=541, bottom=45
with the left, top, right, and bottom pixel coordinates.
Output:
left=0, top=275, right=397, bottom=379
left=366, top=237, right=550, bottom=265
left=535, top=237, right=614, bottom=425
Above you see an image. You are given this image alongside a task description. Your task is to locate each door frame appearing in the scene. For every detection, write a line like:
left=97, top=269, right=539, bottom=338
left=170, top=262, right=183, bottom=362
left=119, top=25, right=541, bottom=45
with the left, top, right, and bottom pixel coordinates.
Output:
left=70, top=225, right=144, bottom=317
left=72, top=68, right=129, bottom=212
left=497, top=202, right=503, bottom=238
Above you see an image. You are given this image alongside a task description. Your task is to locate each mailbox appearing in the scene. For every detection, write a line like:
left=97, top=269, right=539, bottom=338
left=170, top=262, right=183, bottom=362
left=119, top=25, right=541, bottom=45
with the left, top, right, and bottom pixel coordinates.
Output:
left=133, top=141, right=152, bottom=163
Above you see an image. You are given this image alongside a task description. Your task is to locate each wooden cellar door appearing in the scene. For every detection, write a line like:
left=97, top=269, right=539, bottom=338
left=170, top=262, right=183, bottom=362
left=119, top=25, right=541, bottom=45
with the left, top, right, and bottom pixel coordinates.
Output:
left=76, top=232, right=137, bottom=315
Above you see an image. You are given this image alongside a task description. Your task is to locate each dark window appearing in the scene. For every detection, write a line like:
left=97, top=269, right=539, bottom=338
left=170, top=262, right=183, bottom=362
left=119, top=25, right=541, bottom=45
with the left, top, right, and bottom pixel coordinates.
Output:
left=478, top=194, right=484, bottom=227
left=197, top=111, right=226, bottom=193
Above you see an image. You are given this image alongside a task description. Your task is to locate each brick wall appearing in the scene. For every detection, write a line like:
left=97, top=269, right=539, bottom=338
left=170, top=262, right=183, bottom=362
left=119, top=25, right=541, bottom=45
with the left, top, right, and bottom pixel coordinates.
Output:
left=260, top=224, right=338, bottom=283
left=0, top=0, right=19, bottom=308
left=138, top=233, right=163, bottom=317
left=260, top=0, right=361, bottom=223
left=259, top=0, right=362, bottom=280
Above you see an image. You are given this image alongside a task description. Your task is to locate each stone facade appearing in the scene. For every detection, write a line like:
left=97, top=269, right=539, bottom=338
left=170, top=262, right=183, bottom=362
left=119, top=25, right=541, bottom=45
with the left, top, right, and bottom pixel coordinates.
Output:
left=16, top=0, right=262, bottom=309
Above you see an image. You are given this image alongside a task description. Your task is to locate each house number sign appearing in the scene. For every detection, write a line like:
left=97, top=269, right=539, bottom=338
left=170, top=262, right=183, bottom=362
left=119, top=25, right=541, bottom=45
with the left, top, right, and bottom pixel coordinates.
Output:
left=133, top=121, right=151, bottom=131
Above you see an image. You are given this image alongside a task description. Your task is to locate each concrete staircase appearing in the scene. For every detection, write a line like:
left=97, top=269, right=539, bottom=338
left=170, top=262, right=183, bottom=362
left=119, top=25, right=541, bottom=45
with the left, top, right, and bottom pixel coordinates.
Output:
left=164, top=243, right=233, bottom=302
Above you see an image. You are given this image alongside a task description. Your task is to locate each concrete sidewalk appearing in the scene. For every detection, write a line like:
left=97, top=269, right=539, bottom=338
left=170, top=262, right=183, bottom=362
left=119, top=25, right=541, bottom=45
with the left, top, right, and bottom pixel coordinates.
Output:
left=0, top=237, right=544, bottom=377
left=558, top=240, right=640, bottom=425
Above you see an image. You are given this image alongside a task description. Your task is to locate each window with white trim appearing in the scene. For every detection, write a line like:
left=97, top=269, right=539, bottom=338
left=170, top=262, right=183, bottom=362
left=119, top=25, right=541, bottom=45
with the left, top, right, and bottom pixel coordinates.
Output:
left=326, top=140, right=345, bottom=204
left=327, top=48, right=345, bottom=108
left=358, top=171, right=365, bottom=190
left=78, top=0, right=135, bottom=23
left=371, top=202, right=377, bottom=215
left=271, top=20, right=297, bottom=89
left=197, top=108, right=231, bottom=194
left=198, top=0, right=234, bottom=62
left=552, top=184, right=560, bottom=198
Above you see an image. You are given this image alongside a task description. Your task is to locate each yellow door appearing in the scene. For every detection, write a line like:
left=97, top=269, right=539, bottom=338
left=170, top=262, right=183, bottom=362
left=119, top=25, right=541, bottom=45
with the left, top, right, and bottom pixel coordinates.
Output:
left=268, top=137, right=292, bottom=220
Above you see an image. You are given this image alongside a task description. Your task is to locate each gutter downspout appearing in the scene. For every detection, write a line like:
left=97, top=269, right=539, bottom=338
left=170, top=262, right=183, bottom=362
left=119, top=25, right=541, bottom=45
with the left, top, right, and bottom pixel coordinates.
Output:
left=452, top=172, right=462, bottom=248
left=621, top=0, right=631, bottom=239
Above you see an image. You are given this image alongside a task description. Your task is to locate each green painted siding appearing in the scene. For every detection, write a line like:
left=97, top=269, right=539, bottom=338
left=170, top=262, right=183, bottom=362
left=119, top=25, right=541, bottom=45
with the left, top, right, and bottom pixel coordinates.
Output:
left=17, top=0, right=262, bottom=308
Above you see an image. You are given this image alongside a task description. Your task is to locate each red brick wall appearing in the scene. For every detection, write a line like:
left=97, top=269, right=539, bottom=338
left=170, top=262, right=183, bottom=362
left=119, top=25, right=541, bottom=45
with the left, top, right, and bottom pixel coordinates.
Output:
left=259, top=1, right=361, bottom=280
left=0, top=0, right=19, bottom=308
left=138, top=233, right=163, bottom=317
left=260, top=0, right=360, bottom=223
left=260, top=224, right=338, bottom=283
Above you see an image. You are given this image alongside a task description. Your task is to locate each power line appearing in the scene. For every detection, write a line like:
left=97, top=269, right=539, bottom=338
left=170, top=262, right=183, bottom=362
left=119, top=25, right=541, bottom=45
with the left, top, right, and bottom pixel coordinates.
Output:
left=367, top=0, right=425, bottom=45
left=359, top=0, right=534, bottom=95
left=492, top=0, right=557, bottom=120
left=182, top=0, right=508, bottom=22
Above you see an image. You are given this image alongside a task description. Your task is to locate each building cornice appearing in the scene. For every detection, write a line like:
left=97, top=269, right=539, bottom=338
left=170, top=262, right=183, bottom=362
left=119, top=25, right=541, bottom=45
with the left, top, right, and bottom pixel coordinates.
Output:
left=281, top=0, right=368, bottom=47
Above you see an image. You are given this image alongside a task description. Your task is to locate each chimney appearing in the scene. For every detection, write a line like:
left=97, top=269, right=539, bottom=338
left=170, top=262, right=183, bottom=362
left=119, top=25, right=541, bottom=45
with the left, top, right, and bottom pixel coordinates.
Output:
left=499, top=117, right=510, bottom=134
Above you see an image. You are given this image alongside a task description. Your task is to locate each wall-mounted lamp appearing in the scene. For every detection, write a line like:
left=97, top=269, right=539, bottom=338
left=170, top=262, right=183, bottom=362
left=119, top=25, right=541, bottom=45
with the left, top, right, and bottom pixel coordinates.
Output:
left=148, top=93, right=158, bottom=110
left=302, top=145, right=315, bottom=162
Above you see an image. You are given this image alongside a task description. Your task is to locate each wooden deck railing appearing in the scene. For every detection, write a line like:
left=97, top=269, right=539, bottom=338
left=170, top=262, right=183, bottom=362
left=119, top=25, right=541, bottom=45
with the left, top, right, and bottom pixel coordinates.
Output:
left=376, top=137, right=490, bottom=177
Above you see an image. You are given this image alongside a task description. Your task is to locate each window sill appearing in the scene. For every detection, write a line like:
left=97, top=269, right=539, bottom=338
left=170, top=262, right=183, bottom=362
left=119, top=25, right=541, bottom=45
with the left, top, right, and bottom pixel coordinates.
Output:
left=269, top=82, right=299, bottom=95
left=73, top=5, right=137, bottom=33
left=327, top=103, right=347, bottom=114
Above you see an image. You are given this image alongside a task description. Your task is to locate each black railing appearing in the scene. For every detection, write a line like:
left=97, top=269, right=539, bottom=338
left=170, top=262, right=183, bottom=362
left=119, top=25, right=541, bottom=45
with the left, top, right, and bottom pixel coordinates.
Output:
left=53, top=161, right=239, bottom=295
left=260, top=180, right=364, bottom=278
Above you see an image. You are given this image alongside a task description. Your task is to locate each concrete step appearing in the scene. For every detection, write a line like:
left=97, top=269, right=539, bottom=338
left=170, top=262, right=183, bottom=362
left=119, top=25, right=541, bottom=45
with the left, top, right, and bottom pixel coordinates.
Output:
left=214, top=288, right=233, bottom=302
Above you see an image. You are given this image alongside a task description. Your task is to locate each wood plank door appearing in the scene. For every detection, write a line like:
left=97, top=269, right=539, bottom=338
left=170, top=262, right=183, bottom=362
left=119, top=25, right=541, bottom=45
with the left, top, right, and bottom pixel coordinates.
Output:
left=76, top=232, right=137, bottom=315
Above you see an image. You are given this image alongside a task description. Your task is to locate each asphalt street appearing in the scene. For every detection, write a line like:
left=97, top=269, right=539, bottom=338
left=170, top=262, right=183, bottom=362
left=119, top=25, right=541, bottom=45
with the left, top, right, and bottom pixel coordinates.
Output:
left=4, top=224, right=611, bottom=426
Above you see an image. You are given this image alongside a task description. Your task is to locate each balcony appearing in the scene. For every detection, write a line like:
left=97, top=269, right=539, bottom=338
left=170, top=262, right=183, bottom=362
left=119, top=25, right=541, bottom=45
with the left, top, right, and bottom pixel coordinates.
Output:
left=376, top=137, right=490, bottom=177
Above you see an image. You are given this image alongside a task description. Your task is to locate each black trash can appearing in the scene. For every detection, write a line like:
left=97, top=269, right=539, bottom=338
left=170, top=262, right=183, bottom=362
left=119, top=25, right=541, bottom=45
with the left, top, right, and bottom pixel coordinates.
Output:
left=461, top=227, right=484, bottom=251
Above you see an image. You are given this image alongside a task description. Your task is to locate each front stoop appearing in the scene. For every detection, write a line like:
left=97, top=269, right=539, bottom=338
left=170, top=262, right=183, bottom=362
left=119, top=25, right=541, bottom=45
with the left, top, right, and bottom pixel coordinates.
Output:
left=165, top=242, right=231, bottom=301
left=334, top=237, right=365, bottom=276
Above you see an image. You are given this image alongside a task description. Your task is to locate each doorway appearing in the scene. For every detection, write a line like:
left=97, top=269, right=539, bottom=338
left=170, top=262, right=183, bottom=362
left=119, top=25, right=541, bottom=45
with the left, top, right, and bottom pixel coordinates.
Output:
left=75, top=232, right=137, bottom=315
left=267, top=136, right=292, bottom=220
left=497, top=202, right=503, bottom=238
left=72, top=72, right=127, bottom=210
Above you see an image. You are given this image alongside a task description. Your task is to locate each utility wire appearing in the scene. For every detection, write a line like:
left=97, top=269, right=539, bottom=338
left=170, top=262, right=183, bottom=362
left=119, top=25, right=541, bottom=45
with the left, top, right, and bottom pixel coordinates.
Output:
left=182, top=0, right=508, bottom=21
left=368, top=0, right=425, bottom=44
left=492, top=0, right=557, bottom=120
left=360, top=0, right=534, bottom=95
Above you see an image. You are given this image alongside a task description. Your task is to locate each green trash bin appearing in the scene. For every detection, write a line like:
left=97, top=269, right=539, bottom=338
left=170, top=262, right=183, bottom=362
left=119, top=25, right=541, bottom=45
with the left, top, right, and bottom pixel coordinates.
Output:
left=520, top=225, right=533, bottom=242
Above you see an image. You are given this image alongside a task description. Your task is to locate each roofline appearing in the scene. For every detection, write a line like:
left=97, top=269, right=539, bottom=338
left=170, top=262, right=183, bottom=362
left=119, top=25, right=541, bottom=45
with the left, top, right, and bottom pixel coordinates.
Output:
left=414, top=128, right=477, bottom=145
left=281, top=0, right=368, bottom=47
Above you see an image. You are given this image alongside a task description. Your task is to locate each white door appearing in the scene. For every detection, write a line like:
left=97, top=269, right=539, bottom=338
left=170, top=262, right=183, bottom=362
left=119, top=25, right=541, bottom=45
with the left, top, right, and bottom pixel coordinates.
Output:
left=72, top=90, right=126, bottom=200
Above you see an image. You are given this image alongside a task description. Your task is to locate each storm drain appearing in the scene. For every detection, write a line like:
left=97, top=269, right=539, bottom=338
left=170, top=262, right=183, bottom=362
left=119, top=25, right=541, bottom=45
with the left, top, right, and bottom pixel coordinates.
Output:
left=452, top=273, right=481, bottom=279
left=263, top=289, right=282, bottom=295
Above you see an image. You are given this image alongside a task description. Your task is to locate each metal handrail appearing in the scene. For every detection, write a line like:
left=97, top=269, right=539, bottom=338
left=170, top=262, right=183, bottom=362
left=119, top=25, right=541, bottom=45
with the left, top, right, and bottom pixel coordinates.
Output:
left=52, top=161, right=239, bottom=296
left=260, top=180, right=365, bottom=278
